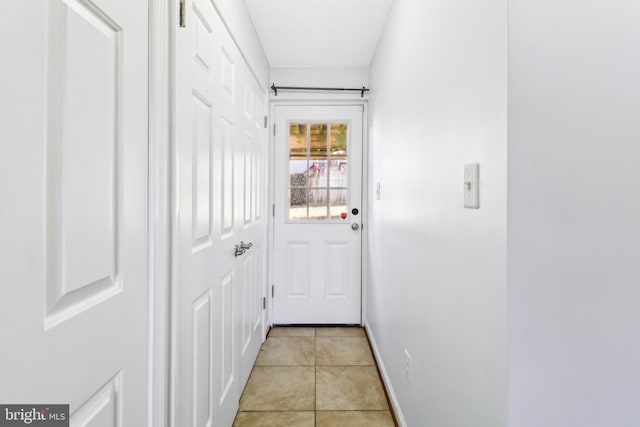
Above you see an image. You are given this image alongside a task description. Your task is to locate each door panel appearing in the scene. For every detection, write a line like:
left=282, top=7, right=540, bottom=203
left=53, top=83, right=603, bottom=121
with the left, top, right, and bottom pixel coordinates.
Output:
left=236, top=62, right=267, bottom=395
left=273, top=106, right=363, bottom=324
left=0, top=0, right=149, bottom=424
left=173, top=1, right=267, bottom=426
left=325, top=241, right=350, bottom=298
left=193, top=290, right=213, bottom=427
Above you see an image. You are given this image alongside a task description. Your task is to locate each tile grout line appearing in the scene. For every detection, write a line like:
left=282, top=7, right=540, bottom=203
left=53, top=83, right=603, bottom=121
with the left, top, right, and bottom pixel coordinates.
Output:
left=238, top=327, right=393, bottom=426
left=239, top=410, right=392, bottom=412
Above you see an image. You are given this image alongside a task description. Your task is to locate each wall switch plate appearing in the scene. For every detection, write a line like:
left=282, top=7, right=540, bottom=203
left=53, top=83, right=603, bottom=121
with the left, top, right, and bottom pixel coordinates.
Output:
left=464, top=163, right=479, bottom=209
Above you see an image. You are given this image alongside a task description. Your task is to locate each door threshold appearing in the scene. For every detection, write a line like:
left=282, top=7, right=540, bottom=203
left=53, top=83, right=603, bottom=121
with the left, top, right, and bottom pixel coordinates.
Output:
left=271, top=323, right=362, bottom=327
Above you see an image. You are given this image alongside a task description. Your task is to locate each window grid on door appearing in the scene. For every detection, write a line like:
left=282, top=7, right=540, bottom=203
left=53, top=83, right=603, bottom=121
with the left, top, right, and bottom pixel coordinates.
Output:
left=288, top=122, right=349, bottom=222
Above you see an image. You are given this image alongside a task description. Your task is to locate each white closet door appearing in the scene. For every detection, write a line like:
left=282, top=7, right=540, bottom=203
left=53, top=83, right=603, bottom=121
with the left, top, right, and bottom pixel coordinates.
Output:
left=0, top=0, right=150, bottom=425
left=172, top=0, right=268, bottom=425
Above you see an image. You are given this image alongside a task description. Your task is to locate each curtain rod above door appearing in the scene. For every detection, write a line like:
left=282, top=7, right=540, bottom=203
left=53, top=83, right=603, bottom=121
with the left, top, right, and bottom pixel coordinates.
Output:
left=270, top=84, right=370, bottom=98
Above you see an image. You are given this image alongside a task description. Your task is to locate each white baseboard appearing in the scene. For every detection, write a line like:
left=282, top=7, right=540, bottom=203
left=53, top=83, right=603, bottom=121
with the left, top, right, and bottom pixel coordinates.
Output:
left=364, top=322, right=407, bottom=427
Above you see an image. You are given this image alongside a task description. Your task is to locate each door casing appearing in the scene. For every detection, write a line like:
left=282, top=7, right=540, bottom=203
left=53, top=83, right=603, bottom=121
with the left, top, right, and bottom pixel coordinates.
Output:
left=149, top=1, right=172, bottom=426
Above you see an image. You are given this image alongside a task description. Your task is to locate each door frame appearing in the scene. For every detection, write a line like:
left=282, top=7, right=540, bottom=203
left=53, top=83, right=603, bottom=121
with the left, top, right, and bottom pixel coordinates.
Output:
left=149, top=1, right=172, bottom=426
left=267, top=101, right=369, bottom=328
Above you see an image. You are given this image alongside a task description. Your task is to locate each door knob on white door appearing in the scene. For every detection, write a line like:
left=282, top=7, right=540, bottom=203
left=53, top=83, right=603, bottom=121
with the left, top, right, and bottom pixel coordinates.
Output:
left=351, top=223, right=360, bottom=231
left=234, top=241, right=253, bottom=257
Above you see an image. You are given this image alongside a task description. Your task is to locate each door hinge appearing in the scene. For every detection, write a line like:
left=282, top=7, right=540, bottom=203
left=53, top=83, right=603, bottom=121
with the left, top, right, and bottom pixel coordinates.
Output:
left=179, top=0, right=186, bottom=27
left=273, top=123, right=276, bottom=136
left=272, top=204, right=275, bottom=217
left=262, top=297, right=266, bottom=310
left=271, top=285, right=274, bottom=298
left=264, top=116, right=268, bottom=129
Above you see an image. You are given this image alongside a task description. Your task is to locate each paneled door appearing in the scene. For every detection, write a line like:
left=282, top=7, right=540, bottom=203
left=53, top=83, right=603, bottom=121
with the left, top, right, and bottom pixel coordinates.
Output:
left=0, top=0, right=149, bottom=424
left=273, top=106, right=364, bottom=324
left=173, top=0, right=268, bottom=426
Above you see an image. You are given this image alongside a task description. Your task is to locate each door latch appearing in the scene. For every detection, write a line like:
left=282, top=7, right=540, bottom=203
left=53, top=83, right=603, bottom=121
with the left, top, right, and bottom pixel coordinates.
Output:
left=234, top=241, right=253, bottom=257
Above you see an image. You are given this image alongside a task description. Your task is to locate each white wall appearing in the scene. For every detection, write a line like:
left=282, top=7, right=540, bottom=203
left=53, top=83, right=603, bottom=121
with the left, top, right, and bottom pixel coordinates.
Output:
left=508, top=1, right=640, bottom=426
left=270, top=67, right=369, bottom=101
left=366, top=0, right=507, bottom=425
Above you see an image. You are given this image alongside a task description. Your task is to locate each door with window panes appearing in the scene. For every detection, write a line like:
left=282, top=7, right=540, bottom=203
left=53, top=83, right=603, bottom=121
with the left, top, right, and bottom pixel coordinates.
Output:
left=273, top=105, right=363, bottom=323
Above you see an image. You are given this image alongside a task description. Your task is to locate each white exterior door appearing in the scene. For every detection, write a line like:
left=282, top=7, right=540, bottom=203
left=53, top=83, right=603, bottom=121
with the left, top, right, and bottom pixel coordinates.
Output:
left=173, top=1, right=268, bottom=426
left=273, top=105, right=363, bottom=324
left=0, top=0, right=149, bottom=424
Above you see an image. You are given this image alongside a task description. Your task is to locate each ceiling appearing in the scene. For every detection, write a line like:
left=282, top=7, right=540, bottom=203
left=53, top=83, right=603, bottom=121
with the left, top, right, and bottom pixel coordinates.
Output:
left=245, top=0, right=393, bottom=68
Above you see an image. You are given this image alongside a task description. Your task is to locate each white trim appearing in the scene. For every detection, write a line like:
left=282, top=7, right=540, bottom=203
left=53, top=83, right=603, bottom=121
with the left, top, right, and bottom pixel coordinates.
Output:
left=365, top=324, right=408, bottom=427
left=169, top=1, right=179, bottom=426
left=262, top=92, right=272, bottom=339
left=360, top=103, right=368, bottom=325
left=266, top=101, right=277, bottom=330
left=148, top=1, right=172, bottom=426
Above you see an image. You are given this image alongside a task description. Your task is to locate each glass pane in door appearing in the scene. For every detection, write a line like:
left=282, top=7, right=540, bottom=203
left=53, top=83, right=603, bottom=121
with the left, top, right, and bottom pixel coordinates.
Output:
left=289, top=123, right=308, bottom=187
left=329, top=189, right=348, bottom=220
left=289, top=188, right=307, bottom=221
left=288, top=122, right=349, bottom=222
left=330, top=123, right=348, bottom=158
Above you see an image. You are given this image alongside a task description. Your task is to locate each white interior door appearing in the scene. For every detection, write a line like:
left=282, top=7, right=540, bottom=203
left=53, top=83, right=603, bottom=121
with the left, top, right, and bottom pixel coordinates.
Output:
left=236, top=64, right=268, bottom=392
left=273, top=105, right=363, bottom=324
left=173, top=1, right=268, bottom=425
left=0, top=0, right=149, bottom=424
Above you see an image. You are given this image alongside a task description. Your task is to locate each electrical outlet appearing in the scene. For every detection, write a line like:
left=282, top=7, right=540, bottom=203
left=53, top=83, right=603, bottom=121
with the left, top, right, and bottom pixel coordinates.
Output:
left=404, top=348, right=411, bottom=383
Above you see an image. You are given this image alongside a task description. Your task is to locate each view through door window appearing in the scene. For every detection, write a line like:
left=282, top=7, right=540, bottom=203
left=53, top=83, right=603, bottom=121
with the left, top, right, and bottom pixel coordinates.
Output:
left=288, top=123, right=349, bottom=221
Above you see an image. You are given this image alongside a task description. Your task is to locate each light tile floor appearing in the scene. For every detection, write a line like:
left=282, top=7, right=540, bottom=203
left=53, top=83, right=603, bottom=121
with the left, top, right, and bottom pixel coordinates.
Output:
left=234, top=326, right=395, bottom=427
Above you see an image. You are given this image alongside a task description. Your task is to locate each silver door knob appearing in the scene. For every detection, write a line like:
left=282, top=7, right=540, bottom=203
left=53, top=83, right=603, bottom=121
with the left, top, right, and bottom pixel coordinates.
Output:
left=351, top=223, right=360, bottom=231
left=234, top=245, right=245, bottom=257
left=234, top=241, right=253, bottom=257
